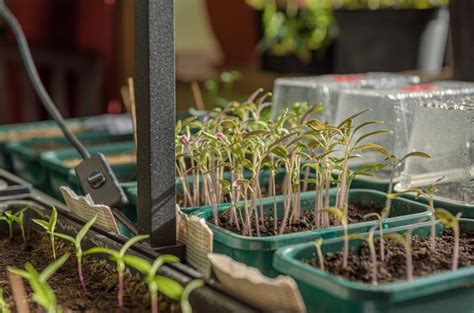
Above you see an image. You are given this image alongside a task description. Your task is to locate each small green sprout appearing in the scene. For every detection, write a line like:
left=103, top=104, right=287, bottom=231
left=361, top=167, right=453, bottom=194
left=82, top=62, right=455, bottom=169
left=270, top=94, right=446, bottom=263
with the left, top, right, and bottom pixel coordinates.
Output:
left=384, top=151, right=430, bottom=215
left=386, top=230, right=413, bottom=281
left=388, top=177, right=442, bottom=251
left=0, top=287, right=10, bottom=313
left=124, top=254, right=183, bottom=313
left=364, top=209, right=387, bottom=262
left=7, top=253, right=70, bottom=313
left=314, top=238, right=325, bottom=271
left=322, top=208, right=349, bottom=268
left=181, top=279, right=204, bottom=313
left=54, top=215, right=97, bottom=291
left=435, top=208, right=461, bottom=271
left=348, top=229, right=378, bottom=285
left=32, top=206, right=58, bottom=259
left=0, top=208, right=28, bottom=242
left=85, top=234, right=149, bottom=309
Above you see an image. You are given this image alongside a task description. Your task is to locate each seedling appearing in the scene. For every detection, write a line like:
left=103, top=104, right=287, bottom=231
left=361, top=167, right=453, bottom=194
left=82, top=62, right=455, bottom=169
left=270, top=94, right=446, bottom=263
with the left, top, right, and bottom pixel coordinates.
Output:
left=181, top=279, right=204, bottom=313
left=435, top=208, right=461, bottom=271
left=388, top=177, right=442, bottom=251
left=0, top=208, right=28, bottom=242
left=32, top=206, right=58, bottom=259
left=384, top=151, right=430, bottom=215
left=124, top=254, right=183, bottom=313
left=54, top=215, right=97, bottom=291
left=385, top=230, right=414, bottom=281
left=364, top=210, right=387, bottom=261
left=322, top=208, right=349, bottom=268
left=348, top=229, right=378, bottom=285
left=85, top=234, right=149, bottom=309
left=314, top=238, right=324, bottom=271
left=7, top=253, right=70, bottom=313
left=0, top=287, right=9, bottom=313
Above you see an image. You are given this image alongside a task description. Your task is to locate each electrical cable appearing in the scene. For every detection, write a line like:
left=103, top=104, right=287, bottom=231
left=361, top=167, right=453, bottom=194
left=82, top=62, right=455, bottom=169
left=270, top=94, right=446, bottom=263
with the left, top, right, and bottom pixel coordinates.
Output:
left=0, top=1, right=91, bottom=159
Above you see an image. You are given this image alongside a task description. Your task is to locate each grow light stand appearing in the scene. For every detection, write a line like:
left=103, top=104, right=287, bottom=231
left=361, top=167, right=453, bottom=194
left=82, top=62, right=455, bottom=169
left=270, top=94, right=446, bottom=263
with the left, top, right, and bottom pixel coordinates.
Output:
left=135, top=0, right=184, bottom=257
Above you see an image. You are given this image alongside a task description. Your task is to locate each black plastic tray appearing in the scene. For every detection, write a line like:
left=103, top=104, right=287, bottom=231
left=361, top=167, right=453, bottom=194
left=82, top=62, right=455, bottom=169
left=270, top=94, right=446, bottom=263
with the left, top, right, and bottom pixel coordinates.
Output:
left=0, top=194, right=260, bottom=313
left=0, top=169, right=32, bottom=198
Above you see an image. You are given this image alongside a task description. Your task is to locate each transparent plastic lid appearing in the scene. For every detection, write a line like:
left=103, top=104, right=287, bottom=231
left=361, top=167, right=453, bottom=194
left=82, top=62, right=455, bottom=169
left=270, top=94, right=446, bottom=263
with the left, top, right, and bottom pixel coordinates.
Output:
left=332, top=81, right=474, bottom=181
left=271, top=72, right=419, bottom=122
left=396, top=95, right=473, bottom=205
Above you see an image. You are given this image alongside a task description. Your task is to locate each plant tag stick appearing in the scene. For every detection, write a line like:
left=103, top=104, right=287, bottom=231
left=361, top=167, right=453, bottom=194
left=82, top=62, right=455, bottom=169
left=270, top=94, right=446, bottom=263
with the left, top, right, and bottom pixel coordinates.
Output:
left=128, top=77, right=138, bottom=151
left=7, top=272, right=30, bottom=313
left=177, top=207, right=213, bottom=276
left=191, top=82, right=205, bottom=111
left=208, top=254, right=306, bottom=313
left=60, top=187, right=120, bottom=234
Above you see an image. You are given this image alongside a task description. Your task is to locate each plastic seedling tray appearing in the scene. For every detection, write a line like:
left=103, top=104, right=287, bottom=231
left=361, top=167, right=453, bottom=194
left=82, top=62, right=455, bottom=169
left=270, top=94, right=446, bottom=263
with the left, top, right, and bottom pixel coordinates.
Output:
left=40, top=142, right=136, bottom=200
left=395, top=94, right=474, bottom=218
left=5, top=133, right=132, bottom=194
left=271, top=73, right=419, bottom=123
left=0, top=118, right=84, bottom=172
left=273, top=219, right=474, bottom=313
left=333, top=81, right=474, bottom=185
left=189, top=189, right=430, bottom=277
left=0, top=169, right=31, bottom=198
left=0, top=195, right=258, bottom=313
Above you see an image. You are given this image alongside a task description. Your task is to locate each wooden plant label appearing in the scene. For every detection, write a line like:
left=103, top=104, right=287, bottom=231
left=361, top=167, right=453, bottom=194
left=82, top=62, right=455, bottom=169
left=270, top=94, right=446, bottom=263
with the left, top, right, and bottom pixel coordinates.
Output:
left=60, top=186, right=119, bottom=234
left=177, top=206, right=213, bottom=276
left=208, top=253, right=307, bottom=313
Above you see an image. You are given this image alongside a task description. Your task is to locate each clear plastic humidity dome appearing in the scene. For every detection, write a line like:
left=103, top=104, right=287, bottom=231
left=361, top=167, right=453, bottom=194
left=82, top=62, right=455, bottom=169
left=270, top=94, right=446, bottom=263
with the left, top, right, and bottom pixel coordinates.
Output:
left=333, top=81, right=474, bottom=181
left=396, top=95, right=473, bottom=205
left=271, top=73, right=419, bottom=121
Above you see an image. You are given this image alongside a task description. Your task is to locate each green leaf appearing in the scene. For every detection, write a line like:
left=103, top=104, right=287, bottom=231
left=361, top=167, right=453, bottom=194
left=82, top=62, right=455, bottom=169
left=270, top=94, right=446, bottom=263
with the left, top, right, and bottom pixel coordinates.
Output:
left=243, top=130, right=270, bottom=140
left=270, top=146, right=288, bottom=159
left=399, top=151, right=431, bottom=164
left=354, top=130, right=392, bottom=146
left=181, top=279, right=205, bottom=313
left=150, top=255, right=180, bottom=276
left=353, top=120, right=384, bottom=134
left=355, top=143, right=390, bottom=156
left=435, top=208, right=457, bottom=228
left=84, top=247, right=117, bottom=257
left=385, top=233, right=404, bottom=246
left=76, top=215, right=97, bottom=243
left=53, top=232, right=75, bottom=244
left=49, top=206, right=58, bottom=230
left=39, top=253, right=70, bottom=283
left=119, top=235, right=149, bottom=257
left=123, top=255, right=152, bottom=275
left=155, top=275, right=184, bottom=301
left=32, top=219, right=49, bottom=230
left=337, top=109, right=371, bottom=129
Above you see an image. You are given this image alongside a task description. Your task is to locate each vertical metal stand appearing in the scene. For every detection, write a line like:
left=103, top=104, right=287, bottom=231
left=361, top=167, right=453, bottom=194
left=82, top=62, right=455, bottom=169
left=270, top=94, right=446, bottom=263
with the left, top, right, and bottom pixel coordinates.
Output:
left=135, top=0, right=183, bottom=256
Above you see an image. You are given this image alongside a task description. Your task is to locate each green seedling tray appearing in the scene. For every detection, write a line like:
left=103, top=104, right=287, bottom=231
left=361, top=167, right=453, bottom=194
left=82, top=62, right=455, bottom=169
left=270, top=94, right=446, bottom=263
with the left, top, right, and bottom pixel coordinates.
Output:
left=40, top=142, right=136, bottom=200
left=400, top=193, right=474, bottom=219
left=0, top=118, right=84, bottom=171
left=274, top=219, right=474, bottom=313
left=190, top=189, right=430, bottom=277
left=6, top=133, right=132, bottom=194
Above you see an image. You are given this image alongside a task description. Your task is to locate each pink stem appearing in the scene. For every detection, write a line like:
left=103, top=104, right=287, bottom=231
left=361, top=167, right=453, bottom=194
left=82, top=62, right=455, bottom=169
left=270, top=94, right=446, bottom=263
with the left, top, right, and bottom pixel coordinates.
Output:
left=78, top=259, right=87, bottom=291
left=118, top=272, right=124, bottom=310
left=151, top=291, right=159, bottom=313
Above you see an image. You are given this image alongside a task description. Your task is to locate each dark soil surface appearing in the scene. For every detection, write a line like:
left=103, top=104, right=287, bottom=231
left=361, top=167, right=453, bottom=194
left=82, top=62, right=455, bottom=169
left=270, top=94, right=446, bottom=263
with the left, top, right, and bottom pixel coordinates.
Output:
left=213, top=202, right=381, bottom=236
left=308, top=230, right=474, bottom=284
left=0, top=231, right=180, bottom=312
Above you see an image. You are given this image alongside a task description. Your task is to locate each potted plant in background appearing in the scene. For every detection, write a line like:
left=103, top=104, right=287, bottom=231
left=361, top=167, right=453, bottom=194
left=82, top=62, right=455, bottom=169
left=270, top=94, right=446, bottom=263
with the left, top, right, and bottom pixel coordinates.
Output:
left=332, top=0, right=448, bottom=73
left=247, top=0, right=336, bottom=74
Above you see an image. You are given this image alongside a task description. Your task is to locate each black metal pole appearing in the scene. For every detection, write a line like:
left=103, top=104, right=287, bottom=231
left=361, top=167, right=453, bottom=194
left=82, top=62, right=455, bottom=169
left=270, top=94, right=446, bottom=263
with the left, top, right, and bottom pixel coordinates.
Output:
left=135, top=0, right=179, bottom=251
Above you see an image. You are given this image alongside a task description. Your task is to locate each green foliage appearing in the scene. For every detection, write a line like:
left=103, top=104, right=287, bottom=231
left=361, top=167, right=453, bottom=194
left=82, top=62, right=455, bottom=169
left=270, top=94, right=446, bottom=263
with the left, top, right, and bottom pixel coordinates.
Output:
left=435, top=208, right=461, bottom=271
left=181, top=279, right=204, bottom=313
left=124, top=254, right=183, bottom=313
left=0, top=287, right=9, bottom=313
left=32, top=206, right=58, bottom=259
left=0, top=207, right=28, bottom=242
left=8, top=253, right=70, bottom=313
left=54, top=215, right=97, bottom=290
